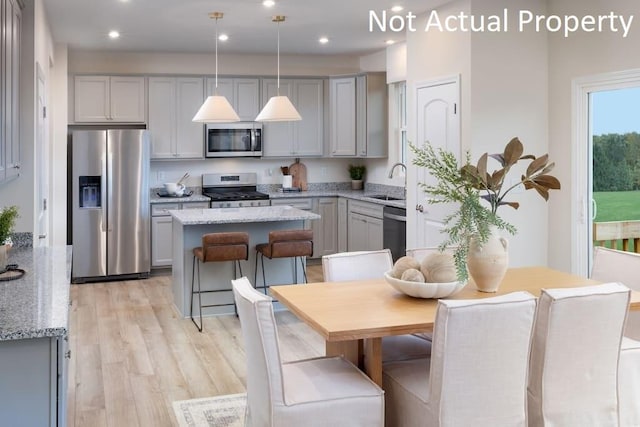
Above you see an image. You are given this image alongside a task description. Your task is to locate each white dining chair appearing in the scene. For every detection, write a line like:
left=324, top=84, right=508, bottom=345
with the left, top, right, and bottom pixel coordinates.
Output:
left=382, top=291, right=536, bottom=427
left=231, top=277, right=385, bottom=427
left=591, top=246, right=640, bottom=340
left=527, top=282, right=631, bottom=426
left=322, top=249, right=432, bottom=362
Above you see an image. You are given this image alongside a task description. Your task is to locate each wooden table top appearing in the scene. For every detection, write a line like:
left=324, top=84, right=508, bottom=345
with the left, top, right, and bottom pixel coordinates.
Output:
left=270, top=266, right=640, bottom=342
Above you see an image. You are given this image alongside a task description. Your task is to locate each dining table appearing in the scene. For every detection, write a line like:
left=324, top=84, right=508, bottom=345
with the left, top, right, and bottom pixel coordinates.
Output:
left=270, top=266, right=640, bottom=387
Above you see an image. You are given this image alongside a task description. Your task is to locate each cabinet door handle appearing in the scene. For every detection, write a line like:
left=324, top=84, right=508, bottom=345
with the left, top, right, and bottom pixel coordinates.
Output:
left=65, top=350, right=71, bottom=359
left=416, top=204, right=424, bottom=212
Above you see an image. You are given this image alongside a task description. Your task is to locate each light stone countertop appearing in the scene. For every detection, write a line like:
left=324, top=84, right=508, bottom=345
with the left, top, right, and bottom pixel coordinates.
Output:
left=268, top=190, right=407, bottom=209
left=0, top=246, right=72, bottom=341
left=150, top=188, right=407, bottom=209
left=170, top=205, right=321, bottom=225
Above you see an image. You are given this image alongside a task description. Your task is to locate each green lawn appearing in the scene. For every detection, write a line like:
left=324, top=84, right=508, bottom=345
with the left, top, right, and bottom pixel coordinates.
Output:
left=594, top=191, right=640, bottom=222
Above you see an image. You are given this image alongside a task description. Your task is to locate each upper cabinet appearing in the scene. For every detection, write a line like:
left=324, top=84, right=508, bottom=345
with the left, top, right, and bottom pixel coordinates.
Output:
left=148, top=76, right=204, bottom=159
left=74, top=75, right=146, bottom=123
left=329, top=73, right=388, bottom=158
left=207, top=77, right=260, bottom=121
left=0, top=0, right=22, bottom=183
left=261, top=78, right=324, bottom=158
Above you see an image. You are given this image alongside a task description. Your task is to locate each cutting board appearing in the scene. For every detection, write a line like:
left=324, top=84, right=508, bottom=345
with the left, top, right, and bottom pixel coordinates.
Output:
left=289, top=159, right=308, bottom=191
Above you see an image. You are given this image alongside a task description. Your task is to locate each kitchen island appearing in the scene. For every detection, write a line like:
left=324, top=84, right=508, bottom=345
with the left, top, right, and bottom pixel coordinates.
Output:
left=171, top=206, right=320, bottom=317
left=0, top=246, right=72, bottom=427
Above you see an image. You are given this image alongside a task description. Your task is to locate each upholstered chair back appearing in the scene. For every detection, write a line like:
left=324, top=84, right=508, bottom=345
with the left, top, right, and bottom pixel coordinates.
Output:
left=232, top=277, right=284, bottom=426
left=429, top=291, right=537, bottom=425
left=322, top=249, right=393, bottom=282
left=527, top=282, right=630, bottom=426
left=591, top=246, right=640, bottom=340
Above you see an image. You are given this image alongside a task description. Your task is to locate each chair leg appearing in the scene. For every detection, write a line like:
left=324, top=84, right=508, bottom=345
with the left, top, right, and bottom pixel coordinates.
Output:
left=293, top=256, right=298, bottom=284
left=233, top=260, right=243, bottom=316
left=261, top=253, right=268, bottom=295
left=190, top=255, right=196, bottom=322
left=191, top=256, right=204, bottom=332
left=254, top=251, right=259, bottom=290
left=298, top=256, right=308, bottom=283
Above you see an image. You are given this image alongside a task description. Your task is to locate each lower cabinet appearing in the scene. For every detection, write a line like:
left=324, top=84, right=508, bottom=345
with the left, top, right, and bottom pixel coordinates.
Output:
left=270, top=197, right=338, bottom=259
left=0, top=335, right=68, bottom=426
left=347, top=199, right=384, bottom=252
left=151, top=201, right=209, bottom=267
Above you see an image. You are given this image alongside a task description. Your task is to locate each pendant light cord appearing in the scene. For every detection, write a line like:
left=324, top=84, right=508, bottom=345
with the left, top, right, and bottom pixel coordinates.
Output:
left=276, top=19, right=280, bottom=95
left=215, top=17, right=219, bottom=93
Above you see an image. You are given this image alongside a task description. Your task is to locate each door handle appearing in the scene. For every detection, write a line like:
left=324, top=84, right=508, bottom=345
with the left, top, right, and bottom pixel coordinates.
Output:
left=416, top=204, right=424, bottom=212
left=38, top=234, right=46, bottom=239
left=591, top=198, right=597, bottom=221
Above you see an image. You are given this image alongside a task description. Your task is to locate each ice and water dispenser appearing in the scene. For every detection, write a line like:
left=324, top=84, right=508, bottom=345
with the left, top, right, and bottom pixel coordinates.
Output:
left=78, top=176, right=101, bottom=208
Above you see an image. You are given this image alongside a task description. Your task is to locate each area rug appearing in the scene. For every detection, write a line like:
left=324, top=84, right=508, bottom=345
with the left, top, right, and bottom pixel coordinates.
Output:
left=172, top=393, right=246, bottom=427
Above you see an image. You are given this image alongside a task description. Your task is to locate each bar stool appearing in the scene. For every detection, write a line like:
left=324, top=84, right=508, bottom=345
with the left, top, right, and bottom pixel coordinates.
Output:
left=191, top=232, right=249, bottom=332
left=254, top=229, right=313, bottom=293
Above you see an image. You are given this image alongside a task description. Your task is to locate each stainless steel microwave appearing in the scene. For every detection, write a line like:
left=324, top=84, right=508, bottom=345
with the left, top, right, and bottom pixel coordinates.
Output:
left=205, top=122, right=262, bottom=158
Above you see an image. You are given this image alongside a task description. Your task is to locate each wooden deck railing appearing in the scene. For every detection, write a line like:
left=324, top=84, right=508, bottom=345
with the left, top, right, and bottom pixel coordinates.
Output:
left=593, top=221, right=640, bottom=253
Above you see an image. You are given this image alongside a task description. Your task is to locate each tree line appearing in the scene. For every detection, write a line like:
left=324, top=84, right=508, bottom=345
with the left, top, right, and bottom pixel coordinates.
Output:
left=593, top=132, right=640, bottom=191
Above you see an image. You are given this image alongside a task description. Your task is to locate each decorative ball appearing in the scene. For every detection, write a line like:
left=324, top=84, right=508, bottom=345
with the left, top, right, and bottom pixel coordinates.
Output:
left=401, top=268, right=426, bottom=282
left=392, top=256, right=421, bottom=278
left=420, top=253, right=457, bottom=283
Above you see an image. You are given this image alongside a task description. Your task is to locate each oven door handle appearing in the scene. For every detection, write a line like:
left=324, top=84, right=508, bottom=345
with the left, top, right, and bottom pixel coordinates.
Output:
left=383, top=212, right=406, bottom=222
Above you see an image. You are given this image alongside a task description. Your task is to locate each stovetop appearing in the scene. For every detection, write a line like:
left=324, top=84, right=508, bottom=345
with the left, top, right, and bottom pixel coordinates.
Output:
left=203, top=189, right=270, bottom=202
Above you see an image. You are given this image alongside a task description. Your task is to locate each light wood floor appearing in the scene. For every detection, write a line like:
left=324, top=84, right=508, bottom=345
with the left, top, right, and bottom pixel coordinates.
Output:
left=67, top=264, right=325, bottom=427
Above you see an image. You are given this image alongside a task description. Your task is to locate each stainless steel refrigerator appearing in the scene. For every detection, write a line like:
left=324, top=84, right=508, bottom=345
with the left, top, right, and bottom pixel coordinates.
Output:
left=71, top=129, right=150, bottom=283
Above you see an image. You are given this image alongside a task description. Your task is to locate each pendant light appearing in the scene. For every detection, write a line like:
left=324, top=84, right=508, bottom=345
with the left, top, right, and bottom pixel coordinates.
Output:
left=193, top=12, right=240, bottom=123
left=255, top=16, right=302, bottom=122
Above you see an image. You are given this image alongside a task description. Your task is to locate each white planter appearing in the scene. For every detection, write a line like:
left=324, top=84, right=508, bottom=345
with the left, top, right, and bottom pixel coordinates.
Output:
left=467, top=228, right=509, bottom=293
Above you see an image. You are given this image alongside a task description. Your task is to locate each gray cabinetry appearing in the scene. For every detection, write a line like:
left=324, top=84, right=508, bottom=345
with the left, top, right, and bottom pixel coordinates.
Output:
left=338, top=198, right=348, bottom=252
left=347, top=199, right=383, bottom=251
left=271, top=197, right=337, bottom=258
left=330, top=73, right=387, bottom=158
left=151, top=201, right=209, bottom=267
left=209, top=77, right=260, bottom=121
left=262, top=79, right=324, bottom=157
left=0, top=0, right=21, bottom=182
left=74, top=75, right=145, bottom=123
left=149, top=76, right=204, bottom=159
left=0, top=336, right=68, bottom=427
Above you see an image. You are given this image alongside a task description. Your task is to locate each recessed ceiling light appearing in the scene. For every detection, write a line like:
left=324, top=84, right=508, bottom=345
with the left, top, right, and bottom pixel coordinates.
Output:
left=391, top=5, right=404, bottom=12
left=108, top=30, right=120, bottom=39
left=263, top=0, right=275, bottom=7
left=218, top=34, right=229, bottom=41
left=385, top=40, right=395, bottom=45
left=319, top=37, right=329, bottom=44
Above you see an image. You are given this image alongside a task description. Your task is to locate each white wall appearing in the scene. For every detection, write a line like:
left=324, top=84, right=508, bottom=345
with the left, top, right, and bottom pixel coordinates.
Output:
left=51, top=44, right=68, bottom=245
left=547, top=0, right=640, bottom=272
left=404, top=0, right=549, bottom=268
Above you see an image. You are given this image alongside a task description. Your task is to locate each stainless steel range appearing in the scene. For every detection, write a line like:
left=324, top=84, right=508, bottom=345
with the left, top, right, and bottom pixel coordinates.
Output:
left=202, top=173, right=270, bottom=208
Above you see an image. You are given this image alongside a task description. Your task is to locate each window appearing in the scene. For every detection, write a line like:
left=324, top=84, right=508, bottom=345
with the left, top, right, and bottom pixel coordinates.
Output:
left=389, top=81, right=407, bottom=164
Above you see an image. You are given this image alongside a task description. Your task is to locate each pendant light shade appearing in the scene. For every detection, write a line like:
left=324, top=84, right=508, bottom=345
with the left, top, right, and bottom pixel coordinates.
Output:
left=255, top=95, right=301, bottom=121
left=193, top=12, right=240, bottom=123
left=255, top=16, right=302, bottom=122
left=193, top=95, right=240, bottom=123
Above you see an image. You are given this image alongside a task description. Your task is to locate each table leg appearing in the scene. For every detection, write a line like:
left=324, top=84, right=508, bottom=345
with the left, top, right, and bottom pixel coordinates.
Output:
left=364, top=337, right=383, bottom=387
left=326, top=340, right=360, bottom=367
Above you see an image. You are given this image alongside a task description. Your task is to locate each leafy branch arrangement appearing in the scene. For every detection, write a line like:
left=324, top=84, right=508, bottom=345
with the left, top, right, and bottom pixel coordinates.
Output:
left=0, top=205, right=19, bottom=246
left=411, top=137, right=561, bottom=281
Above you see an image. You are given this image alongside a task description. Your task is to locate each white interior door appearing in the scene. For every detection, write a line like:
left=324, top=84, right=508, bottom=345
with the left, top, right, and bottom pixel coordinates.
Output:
left=413, top=78, right=460, bottom=248
left=36, top=64, right=49, bottom=247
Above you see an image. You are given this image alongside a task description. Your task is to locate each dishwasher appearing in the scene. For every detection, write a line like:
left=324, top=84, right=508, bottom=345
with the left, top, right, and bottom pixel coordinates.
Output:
left=383, top=206, right=406, bottom=262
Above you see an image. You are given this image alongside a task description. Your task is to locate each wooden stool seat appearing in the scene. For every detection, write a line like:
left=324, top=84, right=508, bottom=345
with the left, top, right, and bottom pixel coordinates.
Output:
left=191, top=232, right=249, bottom=331
left=255, top=229, right=313, bottom=293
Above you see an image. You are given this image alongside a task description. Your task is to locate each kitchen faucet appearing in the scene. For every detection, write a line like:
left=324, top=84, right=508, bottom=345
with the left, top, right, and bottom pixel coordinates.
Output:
left=388, top=162, right=407, bottom=198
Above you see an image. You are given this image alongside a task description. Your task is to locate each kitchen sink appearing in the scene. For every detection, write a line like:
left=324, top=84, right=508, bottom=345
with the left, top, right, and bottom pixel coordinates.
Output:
left=367, top=194, right=404, bottom=201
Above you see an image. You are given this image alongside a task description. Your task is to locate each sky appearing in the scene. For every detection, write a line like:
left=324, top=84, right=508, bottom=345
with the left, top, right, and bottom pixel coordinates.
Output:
left=591, top=87, right=640, bottom=136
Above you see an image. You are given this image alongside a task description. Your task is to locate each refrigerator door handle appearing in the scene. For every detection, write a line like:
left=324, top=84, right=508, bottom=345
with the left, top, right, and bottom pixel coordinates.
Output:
left=106, top=154, right=113, bottom=232
left=102, top=154, right=108, bottom=232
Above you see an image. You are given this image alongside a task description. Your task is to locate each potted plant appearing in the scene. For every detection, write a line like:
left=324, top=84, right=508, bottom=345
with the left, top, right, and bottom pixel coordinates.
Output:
left=348, top=164, right=366, bottom=190
left=411, top=137, right=560, bottom=291
left=0, top=205, right=19, bottom=270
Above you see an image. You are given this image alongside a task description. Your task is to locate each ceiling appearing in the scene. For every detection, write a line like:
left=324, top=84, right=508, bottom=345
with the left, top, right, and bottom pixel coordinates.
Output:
left=43, top=0, right=442, bottom=56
